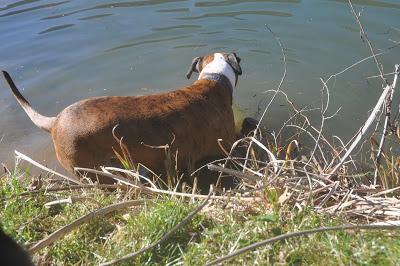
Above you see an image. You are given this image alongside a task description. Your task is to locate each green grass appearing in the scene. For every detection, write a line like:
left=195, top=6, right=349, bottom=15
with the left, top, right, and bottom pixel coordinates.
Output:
left=1, top=170, right=400, bottom=265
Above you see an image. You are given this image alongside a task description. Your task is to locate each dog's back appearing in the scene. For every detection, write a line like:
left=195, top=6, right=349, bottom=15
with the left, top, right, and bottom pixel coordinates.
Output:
left=51, top=79, right=235, bottom=177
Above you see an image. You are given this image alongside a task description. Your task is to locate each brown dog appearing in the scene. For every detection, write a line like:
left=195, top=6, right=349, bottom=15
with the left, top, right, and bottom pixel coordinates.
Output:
left=2, top=52, right=242, bottom=183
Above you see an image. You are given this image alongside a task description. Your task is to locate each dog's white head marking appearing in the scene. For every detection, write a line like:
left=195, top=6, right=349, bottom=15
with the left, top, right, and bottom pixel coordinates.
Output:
left=199, top=53, right=236, bottom=89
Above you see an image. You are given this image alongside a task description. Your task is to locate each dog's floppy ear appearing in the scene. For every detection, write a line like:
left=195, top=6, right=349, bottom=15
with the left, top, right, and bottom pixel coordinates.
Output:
left=186, top=56, right=202, bottom=79
left=227, top=52, right=242, bottom=75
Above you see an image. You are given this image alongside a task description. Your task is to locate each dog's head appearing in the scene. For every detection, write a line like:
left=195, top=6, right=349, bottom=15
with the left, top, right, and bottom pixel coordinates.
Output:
left=186, top=52, right=242, bottom=87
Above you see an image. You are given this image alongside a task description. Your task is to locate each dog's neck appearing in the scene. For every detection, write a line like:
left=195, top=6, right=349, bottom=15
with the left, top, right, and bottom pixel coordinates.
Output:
left=198, top=53, right=237, bottom=90
left=198, top=73, right=233, bottom=104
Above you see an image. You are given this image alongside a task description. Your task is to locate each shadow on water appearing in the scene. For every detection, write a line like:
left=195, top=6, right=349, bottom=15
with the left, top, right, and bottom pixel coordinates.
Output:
left=0, top=0, right=42, bottom=11
left=38, top=23, right=74, bottom=35
left=0, top=1, right=69, bottom=17
left=79, top=13, right=112, bottom=21
left=105, top=35, right=192, bottom=52
left=157, top=7, right=189, bottom=13
left=195, top=0, right=301, bottom=8
left=173, top=44, right=208, bottom=49
left=41, top=0, right=186, bottom=20
left=152, top=25, right=202, bottom=32
left=177, top=10, right=292, bottom=20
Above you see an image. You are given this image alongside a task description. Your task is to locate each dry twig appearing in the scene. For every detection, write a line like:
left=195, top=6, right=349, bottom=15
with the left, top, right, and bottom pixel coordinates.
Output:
left=243, top=25, right=287, bottom=171
left=347, top=0, right=387, bottom=83
left=15, top=150, right=82, bottom=185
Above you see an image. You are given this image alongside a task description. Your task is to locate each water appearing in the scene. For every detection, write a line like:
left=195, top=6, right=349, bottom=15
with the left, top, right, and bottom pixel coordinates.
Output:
left=1, top=0, right=399, bottom=171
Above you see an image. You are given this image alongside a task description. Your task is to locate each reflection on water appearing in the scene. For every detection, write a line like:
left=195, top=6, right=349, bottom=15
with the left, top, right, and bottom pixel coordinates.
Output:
left=0, top=0, right=399, bottom=171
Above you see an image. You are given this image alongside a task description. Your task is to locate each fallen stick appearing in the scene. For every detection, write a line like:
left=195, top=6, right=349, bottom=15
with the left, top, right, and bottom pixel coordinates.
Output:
left=28, top=200, right=146, bottom=254
left=100, top=191, right=212, bottom=266
left=206, top=224, right=400, bottom=265
left=1, top=184, right=123, bottom=201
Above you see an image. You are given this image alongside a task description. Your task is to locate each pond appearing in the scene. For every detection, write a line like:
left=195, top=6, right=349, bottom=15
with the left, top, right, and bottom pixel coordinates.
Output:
left=1, top=0, right=399, bottom=171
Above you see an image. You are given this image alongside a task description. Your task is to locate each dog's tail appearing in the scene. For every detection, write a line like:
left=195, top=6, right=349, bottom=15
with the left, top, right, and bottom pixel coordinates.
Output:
left=2, top=71, right=55, bottom=133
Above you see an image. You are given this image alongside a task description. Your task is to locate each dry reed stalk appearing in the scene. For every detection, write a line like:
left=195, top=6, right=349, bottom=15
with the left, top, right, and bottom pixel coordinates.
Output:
left=102, top=166, right=158, bottom=189
left=373, top=64, right=400, bottom=184
left=76, top=167, right=262, bottom=202
left=327, top=82, right=395, bottom=177
left=15, top=150, right=82, bottom=185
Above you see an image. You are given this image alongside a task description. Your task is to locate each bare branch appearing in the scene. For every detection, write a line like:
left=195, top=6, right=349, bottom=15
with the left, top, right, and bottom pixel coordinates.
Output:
left=243, top=25, right=288, bottom=171
left=347, top=0, right=387, bottom=84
